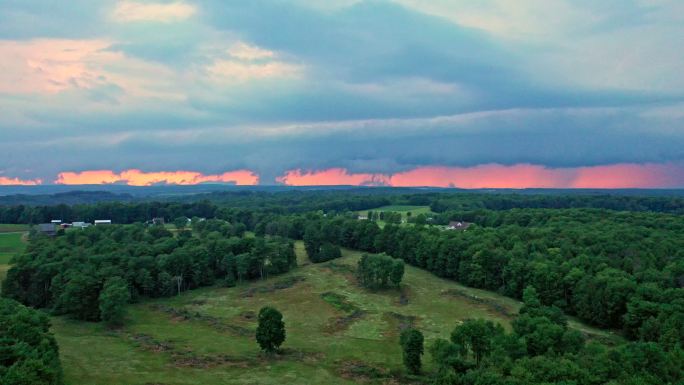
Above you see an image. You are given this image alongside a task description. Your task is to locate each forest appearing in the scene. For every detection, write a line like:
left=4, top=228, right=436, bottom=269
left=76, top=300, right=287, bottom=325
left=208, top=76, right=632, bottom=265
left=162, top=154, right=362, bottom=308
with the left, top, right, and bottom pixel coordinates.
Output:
left=1, top=190, right=683, bottom=384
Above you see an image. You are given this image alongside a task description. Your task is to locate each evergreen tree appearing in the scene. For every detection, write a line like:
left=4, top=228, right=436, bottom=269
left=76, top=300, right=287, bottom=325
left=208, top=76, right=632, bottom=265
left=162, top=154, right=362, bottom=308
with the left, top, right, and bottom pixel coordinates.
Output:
left=255, top=306, right=286, bottom=353
left=400, top=328, right=424, bottom=374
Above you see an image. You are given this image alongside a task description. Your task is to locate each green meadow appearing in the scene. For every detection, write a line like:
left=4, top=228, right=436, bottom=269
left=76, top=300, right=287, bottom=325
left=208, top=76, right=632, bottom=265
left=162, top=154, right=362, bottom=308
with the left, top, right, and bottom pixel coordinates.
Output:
left=357, top=205, right=435, bottom=228
left=0, top=230, right=27, bottom=285
left=52, top=242, right=617, bottom=385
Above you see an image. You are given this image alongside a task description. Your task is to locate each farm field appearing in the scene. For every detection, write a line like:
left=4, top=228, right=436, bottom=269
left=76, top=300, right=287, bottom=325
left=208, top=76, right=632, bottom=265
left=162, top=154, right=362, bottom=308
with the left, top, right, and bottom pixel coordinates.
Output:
left=52, top=242, right=617, bottom=385
left=357, top=205, right=435, bottom=228
left=0, top=224, right=29, bottom=233
left=358, top=205, right=434, bottom=219
left=0, top=230, right=27, bottom=285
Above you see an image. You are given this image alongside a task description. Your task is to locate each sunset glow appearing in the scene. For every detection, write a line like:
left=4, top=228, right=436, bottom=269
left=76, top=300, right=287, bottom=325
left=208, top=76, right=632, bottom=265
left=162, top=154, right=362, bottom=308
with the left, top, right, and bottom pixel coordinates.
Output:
left=55, top=169, right=259, bottom=186
left=0, top=176, right=43, bottom=186
left=277, top=163, right=684, bottom=189
left=0, top=1, right=682, bottom=189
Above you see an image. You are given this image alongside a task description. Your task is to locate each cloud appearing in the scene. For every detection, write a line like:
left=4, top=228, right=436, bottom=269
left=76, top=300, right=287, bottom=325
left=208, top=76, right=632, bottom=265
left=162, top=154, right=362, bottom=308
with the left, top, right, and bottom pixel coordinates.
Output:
left=0, top=1, right=682, bottom=185
left=112, top=1, right=196, bottom=23
left=0, top=176, right=43, bottom=186
left=277, top=163, right=684, bottom=189
left=55, top=169, right=259, bottom=186
left=276, top=168, right=390, bottom=186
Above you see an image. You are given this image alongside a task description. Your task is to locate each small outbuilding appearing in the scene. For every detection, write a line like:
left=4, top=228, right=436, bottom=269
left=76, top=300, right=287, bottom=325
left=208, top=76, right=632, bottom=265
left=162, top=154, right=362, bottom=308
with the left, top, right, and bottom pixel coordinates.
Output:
left=94, top=220, right=112, bottom=226
left=447, top=221, right=471, bottom=231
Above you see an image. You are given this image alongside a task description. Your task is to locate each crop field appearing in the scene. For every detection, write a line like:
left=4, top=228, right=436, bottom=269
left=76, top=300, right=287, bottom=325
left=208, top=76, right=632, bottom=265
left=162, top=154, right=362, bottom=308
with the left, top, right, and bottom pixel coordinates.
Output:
left=52, top=242, right=617, bottom=385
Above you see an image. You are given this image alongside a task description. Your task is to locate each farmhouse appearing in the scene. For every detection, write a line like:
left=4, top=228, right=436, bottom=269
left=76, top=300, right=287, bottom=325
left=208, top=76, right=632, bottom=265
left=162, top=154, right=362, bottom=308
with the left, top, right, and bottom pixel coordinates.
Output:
left=94, top=220, right=112, bottom=226
left=37, top=223, right=57, bottom=236
left=447, top=221, right=471, bottom=230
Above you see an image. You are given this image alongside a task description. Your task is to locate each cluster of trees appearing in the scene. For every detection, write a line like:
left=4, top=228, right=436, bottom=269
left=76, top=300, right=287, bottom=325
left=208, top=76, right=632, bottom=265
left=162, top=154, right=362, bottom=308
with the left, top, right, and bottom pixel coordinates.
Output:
left=357, top=253, right=404, bottom=289
left=2, top=223, right=295, bottom=322
left=0, top=298, right=63, bottom=385
left=430, top=193, right=684, bottom=214
left=0, top=200, right=218, bottom=225
left=422, top=287, right=683, bottom=385
left=302, top=222, right=343, bottom=263
left=280, top=210, right=684, bottom=345
left=8, top=189, right=684, bottom=226
left=367, top=210, right=403, bottom=223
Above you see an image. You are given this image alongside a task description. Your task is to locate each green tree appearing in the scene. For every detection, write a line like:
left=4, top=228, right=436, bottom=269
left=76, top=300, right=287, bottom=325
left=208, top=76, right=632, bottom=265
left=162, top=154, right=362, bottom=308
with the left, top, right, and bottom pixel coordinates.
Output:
left=400, top=328, right=424, bottom=374
left=390, top=259, right=405, bottom=287
left=451, top=319, right=503, bottom=366
left=255, top=306, right=286, bottom=353
left=98, top=277, right=130, bottom=327
left=173, top=216, right=189, bottom=230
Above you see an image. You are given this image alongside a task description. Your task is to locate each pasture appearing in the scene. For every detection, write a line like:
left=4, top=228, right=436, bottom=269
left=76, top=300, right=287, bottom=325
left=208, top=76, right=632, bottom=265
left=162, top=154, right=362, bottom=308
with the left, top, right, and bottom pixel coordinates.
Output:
left=0, top=230, right=27, bottom=286
left=52, top=242, right=616, bottom=385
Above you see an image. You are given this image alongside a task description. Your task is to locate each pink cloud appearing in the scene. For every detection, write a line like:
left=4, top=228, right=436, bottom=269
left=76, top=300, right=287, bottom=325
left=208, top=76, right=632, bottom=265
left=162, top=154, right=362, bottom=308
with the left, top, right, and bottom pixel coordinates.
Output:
left=55, top=169, right=259, bottom=186
left=0, top=176, right=43, bottom=186
left=277, top=163, right=684, bottom=188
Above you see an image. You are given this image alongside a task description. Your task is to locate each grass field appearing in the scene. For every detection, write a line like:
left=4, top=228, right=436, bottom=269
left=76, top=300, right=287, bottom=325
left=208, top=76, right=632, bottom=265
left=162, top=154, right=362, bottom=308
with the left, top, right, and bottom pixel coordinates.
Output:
left=0, top=231, right=27, bottom=285
left=52, top=241, right=619, bottom=385
left=357, top=205, right=435, bottom=228
left=358, top=205, right=434, bottom=219
left=0, top=224, right=29, bottom=233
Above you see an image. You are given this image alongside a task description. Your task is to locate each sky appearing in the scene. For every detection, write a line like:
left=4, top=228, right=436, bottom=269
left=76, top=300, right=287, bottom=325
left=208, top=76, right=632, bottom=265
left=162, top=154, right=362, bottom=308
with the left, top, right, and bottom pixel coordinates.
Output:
left=1, top=0, right=683, bottom=188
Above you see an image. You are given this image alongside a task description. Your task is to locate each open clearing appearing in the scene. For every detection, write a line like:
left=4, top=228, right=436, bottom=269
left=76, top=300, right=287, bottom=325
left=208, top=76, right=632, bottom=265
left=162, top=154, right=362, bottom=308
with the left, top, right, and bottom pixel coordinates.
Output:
left=52, top=241, right=617, bottom=385
left=357, top=205, right=435, bottom=228
left=358, top=205, right=434, bottom=219
left=0, top=230, right=27, bottom=285
left=0, top=224, right=29, bottom=233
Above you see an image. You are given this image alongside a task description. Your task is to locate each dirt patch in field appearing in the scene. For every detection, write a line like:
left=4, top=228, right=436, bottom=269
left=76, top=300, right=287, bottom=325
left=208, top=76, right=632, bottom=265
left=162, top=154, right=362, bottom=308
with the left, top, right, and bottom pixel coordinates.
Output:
left=320, top=291, right=367, bottom=333
left=382, top=312, right=418, bottom=337
left=240, top=275, right=306, bottom=298
left=440, top=288, right=513, bottom=318
left=322, top=261, right=358, bottom=283
left=239, top=310, right=256, bottom=320
left=260, top=348, right=326, bottom=364
left=336, top=359, right=426, bottom=384
left=129, top=333, right=175, bottom=353
left=396, top=286, right=411, bottom=306
left=150, top=304, right=252, bottom=336
left=171, top=350, right=255, bottom=369
left=336, top=359, right=392, bottom=383
left=320, top=291, right=360, bottom=313
left=323, top=310, right=367, bottom=334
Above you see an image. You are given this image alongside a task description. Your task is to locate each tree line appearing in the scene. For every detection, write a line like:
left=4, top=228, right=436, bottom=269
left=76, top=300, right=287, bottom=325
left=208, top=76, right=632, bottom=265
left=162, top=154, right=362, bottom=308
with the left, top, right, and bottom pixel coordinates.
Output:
left=405, top=286, right=682, bottom=384
left=2, top=222, right=295, bottom=323
left=269, top=209, right=684, bottom=346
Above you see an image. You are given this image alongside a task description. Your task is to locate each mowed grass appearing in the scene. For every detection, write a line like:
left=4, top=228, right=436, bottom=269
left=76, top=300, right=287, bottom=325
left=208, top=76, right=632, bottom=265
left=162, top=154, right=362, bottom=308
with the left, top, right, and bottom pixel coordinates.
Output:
left=52, top=241, right=619, bottom=385
left=0, top=232, right=26, bottom=264
left=357, top=205, right=435, bottom=228
left=0, top=231, right=27, bottom=286
left=359, top=205, right=434, bottom=219
left=52, top=243, right=515, bottom=385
